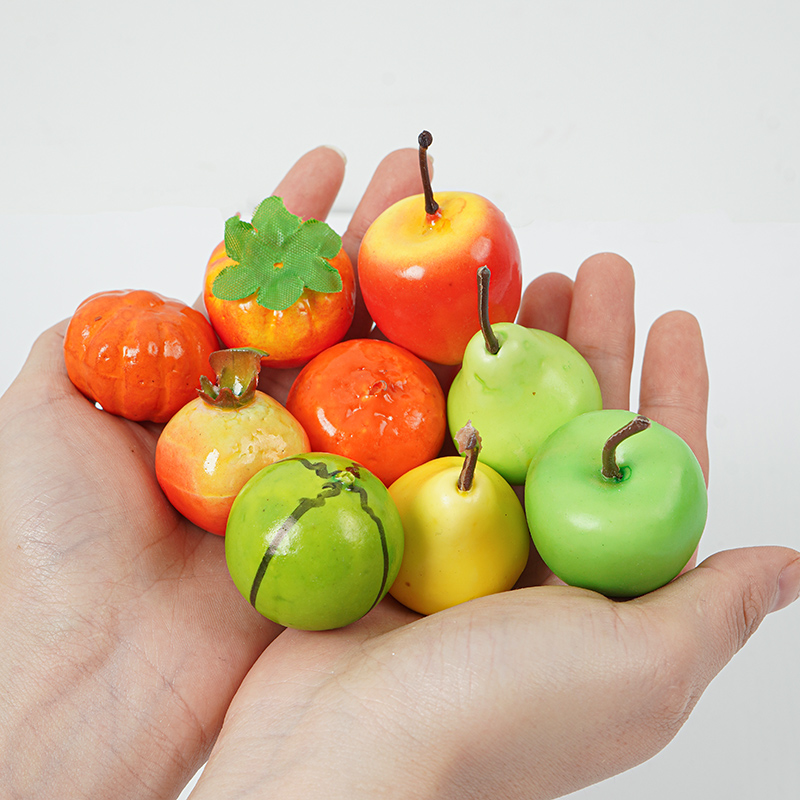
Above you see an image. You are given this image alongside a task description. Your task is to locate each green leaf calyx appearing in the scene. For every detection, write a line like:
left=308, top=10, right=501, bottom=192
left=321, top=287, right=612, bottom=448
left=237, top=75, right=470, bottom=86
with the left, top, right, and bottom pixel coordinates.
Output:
left=211, top=196, right=343, bottom=311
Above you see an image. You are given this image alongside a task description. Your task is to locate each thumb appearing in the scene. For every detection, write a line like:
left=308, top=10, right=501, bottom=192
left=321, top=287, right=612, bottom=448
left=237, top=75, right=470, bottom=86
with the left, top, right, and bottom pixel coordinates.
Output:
left=636, top=546, right=800, bottom=678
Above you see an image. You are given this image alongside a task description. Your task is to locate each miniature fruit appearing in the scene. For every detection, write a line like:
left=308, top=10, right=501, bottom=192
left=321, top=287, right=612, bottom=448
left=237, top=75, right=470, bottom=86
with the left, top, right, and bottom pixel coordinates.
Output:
left=155, top=349, right=310, bottom=535
left=204, top=195, right=356, bottom=369
left=389, top=422, right=530, bottom=615
left=63, top=289, right=219, bottom=423
left=357, top=131, right=522, bottom=365
left=524, top=410, right=708, bottom=597
left=225, top=453, right=405, bottom=630
left=286, top=338, right=447, bottom=486
left=447, top=267, right=602, bottom=484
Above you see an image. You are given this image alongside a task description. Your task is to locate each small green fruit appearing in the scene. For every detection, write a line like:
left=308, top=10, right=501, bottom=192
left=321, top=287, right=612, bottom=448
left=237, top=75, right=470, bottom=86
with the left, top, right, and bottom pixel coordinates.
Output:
left=448, top=321, right=602, bottom=484
left=225, top=453, right=405, bottom=630
left=447, top=267, right=602, bottom=485
left=524, top=410, right=708, bottom=597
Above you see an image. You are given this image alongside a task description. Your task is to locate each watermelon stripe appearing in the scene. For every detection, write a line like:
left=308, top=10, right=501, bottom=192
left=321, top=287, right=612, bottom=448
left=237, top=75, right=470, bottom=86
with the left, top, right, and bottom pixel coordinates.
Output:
left=249, top=484, right=341, bottom=606
left=247, top=456, right=392, bottom=615
left=347, top=483, right=391, bottom=611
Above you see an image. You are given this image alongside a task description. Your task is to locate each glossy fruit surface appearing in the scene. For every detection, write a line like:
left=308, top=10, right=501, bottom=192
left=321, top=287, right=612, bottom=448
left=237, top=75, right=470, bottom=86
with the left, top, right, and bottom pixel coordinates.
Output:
left=204, top=240, right=355, bottom=369
left=155, top=392, right=310, bottom=535
left=358, top=191, right=521, bottom=365
left=448, top=322, right=602, bottom=484
left=524, top=409, right=708, bottom=597
left=286, top=338, right=447, bottom=486
left=388, top=456, right=530, bottom=615
left=63, top=289, right=218, bottom=423
left=225, top=453, right=405, bottom=630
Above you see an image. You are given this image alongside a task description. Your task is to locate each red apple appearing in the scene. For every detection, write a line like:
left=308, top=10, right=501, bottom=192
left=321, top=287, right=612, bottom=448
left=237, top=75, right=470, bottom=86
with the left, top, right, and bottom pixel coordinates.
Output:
left=357, top=131, right=522, bottom=366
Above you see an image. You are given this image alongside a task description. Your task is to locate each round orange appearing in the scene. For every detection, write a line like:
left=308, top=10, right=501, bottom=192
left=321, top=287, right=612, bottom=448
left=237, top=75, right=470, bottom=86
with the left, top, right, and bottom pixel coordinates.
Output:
left=286, top=338, right=447, bottom=486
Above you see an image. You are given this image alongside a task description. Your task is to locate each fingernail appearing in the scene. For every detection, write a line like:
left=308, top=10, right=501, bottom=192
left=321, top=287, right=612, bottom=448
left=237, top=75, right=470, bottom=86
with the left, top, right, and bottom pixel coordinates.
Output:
left=773, top=556, right=800, bottom=612
left=322, top=145, right=347, bottom=166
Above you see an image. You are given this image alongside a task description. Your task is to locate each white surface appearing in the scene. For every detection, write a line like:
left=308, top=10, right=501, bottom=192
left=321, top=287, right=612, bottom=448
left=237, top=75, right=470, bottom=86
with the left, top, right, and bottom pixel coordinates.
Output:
left=3, top=2, right=799, bottom=798
left=2, top=1, right=799, bottom=224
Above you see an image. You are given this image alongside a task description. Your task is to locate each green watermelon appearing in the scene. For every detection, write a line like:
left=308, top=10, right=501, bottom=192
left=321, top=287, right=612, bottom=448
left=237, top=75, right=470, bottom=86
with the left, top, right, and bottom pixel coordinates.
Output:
left=225, top=453, right=405, bottom=630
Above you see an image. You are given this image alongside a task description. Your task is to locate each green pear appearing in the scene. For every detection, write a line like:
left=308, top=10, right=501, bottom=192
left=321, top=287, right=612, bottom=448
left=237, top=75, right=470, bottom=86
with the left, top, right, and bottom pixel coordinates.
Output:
left=447, top=268, right=602, bottom=484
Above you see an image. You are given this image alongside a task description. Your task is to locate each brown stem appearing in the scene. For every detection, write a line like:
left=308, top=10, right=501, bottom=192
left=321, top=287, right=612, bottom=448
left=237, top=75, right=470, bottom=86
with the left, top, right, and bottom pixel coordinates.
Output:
left=477, top=266, right=500, bottom=354
left=418, top=130, right=439, bottom=216
left=455, top=422, right=482, bottom=492
left=601, top=415, right=651, bottom=481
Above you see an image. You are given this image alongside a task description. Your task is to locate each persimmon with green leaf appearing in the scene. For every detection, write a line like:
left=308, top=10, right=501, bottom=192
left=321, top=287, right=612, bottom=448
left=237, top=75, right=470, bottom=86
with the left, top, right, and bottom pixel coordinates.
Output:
left=204, top=196, right=356, bottom=369
left=155, top=348, right=310, bottom=535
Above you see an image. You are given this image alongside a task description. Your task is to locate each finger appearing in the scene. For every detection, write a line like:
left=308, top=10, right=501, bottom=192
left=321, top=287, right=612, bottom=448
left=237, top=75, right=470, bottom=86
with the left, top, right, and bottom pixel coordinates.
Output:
left=633, top=545, right=800, bottom=684
left=565, top=253, right=636, bottom=410
left=554, top=545, right=800, bottom=778
left=638, top=310, right=709, bottom=482
left=6, top=320, right=71, bottom=400
left=342, top=148, right=427, bottom=338
left=271, top=145, right=347, bottom=221
left=341, top=147, right=425, bottom=265
left=517, top=272, right=574, bottom=338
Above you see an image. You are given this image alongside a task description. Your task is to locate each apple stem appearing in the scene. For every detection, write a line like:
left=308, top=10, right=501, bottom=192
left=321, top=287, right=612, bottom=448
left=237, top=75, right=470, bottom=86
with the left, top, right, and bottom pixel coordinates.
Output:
left=477, top=266, right=501, bottom=354
left=418, top=130, right=439, bottom=216
left=455, top=421, right=482, bottom=492
left=601, top=415, right=652, bottom=481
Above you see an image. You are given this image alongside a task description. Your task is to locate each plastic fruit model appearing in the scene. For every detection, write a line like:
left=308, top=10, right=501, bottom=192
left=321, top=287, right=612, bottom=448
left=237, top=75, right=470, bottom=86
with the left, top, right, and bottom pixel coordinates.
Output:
left=524, top=410, right=708, bottom=597
left=388, top=422, right=530, bottom=615
left=225, top=453, right=405, bottom=630
left=357, top=131, right=522, bottom=365
left=63, top=289, right=219, bottom=423
left=204, top=195, right=355, bottom=369
left=285, top=338, right=447, bottom=486
left=155, top=349, right=310, bottom=535
left=447, top=267, right=602, bottom=484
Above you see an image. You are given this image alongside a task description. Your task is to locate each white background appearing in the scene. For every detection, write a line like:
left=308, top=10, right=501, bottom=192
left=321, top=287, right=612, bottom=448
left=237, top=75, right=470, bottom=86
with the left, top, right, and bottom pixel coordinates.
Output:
left=2, top=2, right=799, bottom=798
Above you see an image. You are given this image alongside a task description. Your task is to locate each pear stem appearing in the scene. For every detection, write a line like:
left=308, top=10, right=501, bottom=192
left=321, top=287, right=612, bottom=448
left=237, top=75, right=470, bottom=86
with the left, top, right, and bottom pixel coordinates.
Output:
left=601, top=415, right=651, bottom=481
left=477, top=266, right=500, bottom=354
left=418, top=130, right=439, bottom=216
left=455, top=422, right=482, bottom=492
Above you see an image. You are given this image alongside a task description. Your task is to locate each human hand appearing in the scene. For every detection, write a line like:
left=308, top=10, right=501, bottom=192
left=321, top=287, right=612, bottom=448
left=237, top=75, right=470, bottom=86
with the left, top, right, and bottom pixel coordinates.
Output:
left=186, top=255, right=800, bottom=799
left=0, top=145, right=425, bottom=799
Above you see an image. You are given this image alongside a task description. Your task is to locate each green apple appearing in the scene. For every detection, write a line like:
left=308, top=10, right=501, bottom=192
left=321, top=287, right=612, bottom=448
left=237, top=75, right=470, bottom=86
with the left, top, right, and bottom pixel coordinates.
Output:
left=524, top=410, right=708, bottom=597
left=447, top=267, right=602, bottom=484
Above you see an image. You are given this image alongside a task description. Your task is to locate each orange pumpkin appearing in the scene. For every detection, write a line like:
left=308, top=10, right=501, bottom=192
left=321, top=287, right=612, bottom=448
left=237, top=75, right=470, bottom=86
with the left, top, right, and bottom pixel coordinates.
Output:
left=63, top=289, right=219, bottom=423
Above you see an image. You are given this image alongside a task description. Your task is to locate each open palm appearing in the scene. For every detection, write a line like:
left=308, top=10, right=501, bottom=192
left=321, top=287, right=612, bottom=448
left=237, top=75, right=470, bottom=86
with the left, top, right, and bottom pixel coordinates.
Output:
left=188, top=253, right=798, bottom=799
left=0, top=146, right=425, bottom=798
left=3, top=145, right=797, bottom=800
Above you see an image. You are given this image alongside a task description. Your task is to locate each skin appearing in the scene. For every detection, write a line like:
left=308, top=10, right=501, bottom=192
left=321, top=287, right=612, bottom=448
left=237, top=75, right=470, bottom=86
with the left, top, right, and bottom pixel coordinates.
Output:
left=0, top=147, right=799, bottom=799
